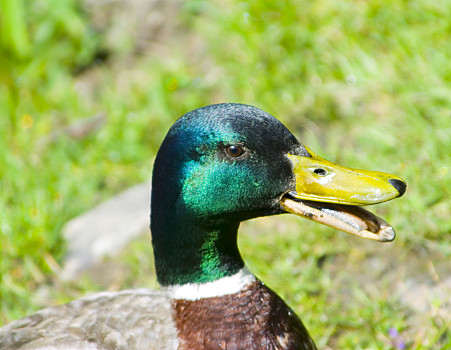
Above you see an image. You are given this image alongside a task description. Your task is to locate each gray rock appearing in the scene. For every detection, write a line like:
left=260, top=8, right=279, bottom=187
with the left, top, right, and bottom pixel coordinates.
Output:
left=61, top=183, right=151, bottom=280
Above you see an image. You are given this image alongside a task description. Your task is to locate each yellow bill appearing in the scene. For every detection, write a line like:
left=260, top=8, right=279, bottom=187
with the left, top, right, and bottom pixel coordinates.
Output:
left=280, top=146, right=406, bottom=242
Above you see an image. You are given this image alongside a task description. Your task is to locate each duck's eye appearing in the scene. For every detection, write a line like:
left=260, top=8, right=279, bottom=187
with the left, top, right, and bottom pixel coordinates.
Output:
left=226, top=145, right=244, bottom=158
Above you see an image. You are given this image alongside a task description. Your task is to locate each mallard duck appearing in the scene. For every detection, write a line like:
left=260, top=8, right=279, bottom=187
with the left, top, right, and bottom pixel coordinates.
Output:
left=0, top=103, right=406, bottom=349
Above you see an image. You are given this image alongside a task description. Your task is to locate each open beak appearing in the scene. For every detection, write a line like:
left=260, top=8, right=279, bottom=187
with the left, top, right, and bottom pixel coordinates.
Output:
left=280, top=146, right=406, bottom=242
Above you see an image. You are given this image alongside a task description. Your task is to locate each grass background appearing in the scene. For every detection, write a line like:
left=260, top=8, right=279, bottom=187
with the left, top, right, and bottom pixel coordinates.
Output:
left=1, top=0, right=450, bottom=348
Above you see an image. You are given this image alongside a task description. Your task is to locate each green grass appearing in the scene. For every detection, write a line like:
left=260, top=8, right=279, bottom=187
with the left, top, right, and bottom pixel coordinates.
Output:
left=1, top=0, right=450, bottom=348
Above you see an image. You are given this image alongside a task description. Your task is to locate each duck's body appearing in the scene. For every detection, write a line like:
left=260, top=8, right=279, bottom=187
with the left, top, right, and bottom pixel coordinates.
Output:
left=0, top=290, right=177, bottom=350
left=167, top=269, right=314, bottom=350
left=0, top=103, right=406, bottom=349
left=0, top=271, right=314, bottom=350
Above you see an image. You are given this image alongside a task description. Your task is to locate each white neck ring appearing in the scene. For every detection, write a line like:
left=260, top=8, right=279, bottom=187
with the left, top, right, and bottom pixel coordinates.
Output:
left=163, top=267, right=256, bottom=301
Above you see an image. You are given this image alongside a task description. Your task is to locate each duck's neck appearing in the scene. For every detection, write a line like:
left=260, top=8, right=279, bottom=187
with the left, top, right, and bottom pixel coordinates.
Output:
left=151, top=219, right=245, bottom=286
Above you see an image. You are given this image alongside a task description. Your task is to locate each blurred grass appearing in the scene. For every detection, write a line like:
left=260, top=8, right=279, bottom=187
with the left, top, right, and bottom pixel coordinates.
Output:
left=0, top=0, right=450, bottom=348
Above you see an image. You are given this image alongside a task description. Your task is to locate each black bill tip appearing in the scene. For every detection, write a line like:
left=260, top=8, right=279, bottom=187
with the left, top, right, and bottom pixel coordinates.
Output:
left=388, top=178, right=407, bottom=197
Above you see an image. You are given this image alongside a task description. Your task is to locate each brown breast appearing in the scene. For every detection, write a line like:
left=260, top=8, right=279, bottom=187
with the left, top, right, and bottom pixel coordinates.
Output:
left=173, top=280, right=317, bottom=350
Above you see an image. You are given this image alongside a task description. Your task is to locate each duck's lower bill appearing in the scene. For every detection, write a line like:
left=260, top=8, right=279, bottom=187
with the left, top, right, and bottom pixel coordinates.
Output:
left=280, top=195, right=396, bottom=242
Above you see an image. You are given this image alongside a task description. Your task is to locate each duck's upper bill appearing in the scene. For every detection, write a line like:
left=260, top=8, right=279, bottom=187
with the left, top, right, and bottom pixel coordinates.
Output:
left=280, top=146, right=406, bottom=242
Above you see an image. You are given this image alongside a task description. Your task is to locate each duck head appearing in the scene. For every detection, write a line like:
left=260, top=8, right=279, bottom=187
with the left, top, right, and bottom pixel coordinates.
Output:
left=151, top=103, right=406, bottom=286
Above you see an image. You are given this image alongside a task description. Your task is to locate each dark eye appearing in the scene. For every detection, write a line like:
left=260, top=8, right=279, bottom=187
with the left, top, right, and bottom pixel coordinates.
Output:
left=226, top=145, right=244, bottom=158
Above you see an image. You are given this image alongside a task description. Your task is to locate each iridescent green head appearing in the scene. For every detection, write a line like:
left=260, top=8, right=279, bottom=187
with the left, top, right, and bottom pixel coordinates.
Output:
left=151, top=103, right=406, bottom=286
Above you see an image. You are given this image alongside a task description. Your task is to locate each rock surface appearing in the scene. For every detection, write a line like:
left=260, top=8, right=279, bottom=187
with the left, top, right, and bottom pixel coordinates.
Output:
left=61, top=183, right=151, bottom=280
